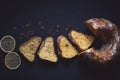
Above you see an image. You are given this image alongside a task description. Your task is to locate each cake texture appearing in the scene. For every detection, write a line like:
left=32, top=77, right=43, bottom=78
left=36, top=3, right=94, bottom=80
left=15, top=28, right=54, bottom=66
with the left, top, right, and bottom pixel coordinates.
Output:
left=38, top=37, right=58, bottom=62
left=19, top=37, right=42, bottom=62
left=69, top=30, right=94, bottom=51
left=57, top=35, right=78, bottom=59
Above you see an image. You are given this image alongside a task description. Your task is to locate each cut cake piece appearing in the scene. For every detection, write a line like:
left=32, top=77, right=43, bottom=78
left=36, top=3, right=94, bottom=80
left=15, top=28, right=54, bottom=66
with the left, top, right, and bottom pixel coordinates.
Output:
left=19, top=37, right=42, bottom=62
left=57, top=35, right=78, bottom=59
left=38, top=37, right=58, bottom=62
left=69, top=30, right=94, bottom=51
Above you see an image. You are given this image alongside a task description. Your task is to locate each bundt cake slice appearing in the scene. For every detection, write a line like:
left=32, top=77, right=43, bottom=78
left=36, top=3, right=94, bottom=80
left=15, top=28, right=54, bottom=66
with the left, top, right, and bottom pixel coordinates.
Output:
left=19, top=37, right=42, bottom=62
left=38, top=37, right=58, bottom=62
left=57, top=35, right=78, bottom=59
left=69, top=30, right=94, bottom=51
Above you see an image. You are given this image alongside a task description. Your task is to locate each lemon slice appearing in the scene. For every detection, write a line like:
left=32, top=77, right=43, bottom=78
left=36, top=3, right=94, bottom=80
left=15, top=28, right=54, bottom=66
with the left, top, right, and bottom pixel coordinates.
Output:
left=5, top=52, right=21, bottom=70
left=0, top=35, right=16, bottom=53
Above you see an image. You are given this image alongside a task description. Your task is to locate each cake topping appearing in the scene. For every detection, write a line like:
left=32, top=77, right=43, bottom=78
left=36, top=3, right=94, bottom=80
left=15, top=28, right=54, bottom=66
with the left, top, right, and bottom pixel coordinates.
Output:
left=81, top=18, right=120, bottom=63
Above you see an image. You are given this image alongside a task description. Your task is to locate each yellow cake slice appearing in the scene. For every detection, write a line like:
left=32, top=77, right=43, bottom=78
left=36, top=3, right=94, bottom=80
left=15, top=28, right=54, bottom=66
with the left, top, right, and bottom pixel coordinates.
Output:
left=69, top=30, right=94, bottom=51
left=38, top=37, right=58, bottom=62
left=57, top=35, right=78, bottom=59
left=19, top=37, right=42, bottom=62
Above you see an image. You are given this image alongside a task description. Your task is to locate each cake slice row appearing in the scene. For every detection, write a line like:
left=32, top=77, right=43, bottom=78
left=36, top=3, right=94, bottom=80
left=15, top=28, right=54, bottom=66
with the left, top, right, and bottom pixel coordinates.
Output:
left=19, top=30, right=94, bottom=62
left=58, top=30, right=94, bottom=59
left=19, top=37, right=58, bottom=62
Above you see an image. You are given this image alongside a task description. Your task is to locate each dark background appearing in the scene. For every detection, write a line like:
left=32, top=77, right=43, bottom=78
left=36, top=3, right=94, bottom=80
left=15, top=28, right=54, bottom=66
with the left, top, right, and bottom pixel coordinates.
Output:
left=0, top=0, right=120, bottom=80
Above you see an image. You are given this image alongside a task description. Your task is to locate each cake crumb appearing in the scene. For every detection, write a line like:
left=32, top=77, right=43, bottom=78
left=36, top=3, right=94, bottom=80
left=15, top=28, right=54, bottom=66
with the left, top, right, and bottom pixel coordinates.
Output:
left=67, top=24, right=72, bottom=28
left=13, top=26, right=17, bottom=30
left=30, top=30, right=35, bottom=36
left=20, top=33, right=24, bottom=36
left=38, top=21, right=42, bottom=25
left=48, top=28, right=53, bottom=35
left=19, top=37, right=22, bottom=39
left=41, top=25, right=45, bottom=29
left=56, top=24, right=60, bottom=28
left=65, top=27, right=68, bottom=31
left=57, top=29, right=59, bottom=32
left=26, top=22, right=31, bottom=27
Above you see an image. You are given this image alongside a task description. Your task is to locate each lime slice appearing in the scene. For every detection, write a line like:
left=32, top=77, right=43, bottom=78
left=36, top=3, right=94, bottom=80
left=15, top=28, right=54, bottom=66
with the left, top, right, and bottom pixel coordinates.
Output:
left=0, top=35, right=16, bottom=53
left=5, top=52, right=21, bottom=70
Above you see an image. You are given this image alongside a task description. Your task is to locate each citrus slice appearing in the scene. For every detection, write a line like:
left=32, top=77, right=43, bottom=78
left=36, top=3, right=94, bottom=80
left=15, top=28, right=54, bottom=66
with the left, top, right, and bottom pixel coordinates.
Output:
left=0, top=35, right=16, bottom=53
left=5, top=52, right=21, bottom=70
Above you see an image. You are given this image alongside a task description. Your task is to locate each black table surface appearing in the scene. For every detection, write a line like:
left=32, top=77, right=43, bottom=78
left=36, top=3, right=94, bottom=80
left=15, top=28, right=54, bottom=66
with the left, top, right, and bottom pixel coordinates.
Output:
left=0, top=0, right=120, bottom=80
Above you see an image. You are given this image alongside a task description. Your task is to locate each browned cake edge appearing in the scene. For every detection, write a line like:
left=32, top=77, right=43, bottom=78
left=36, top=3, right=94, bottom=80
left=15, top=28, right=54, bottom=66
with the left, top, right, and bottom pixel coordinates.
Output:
left=57, top=35, right=78, bottom=59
